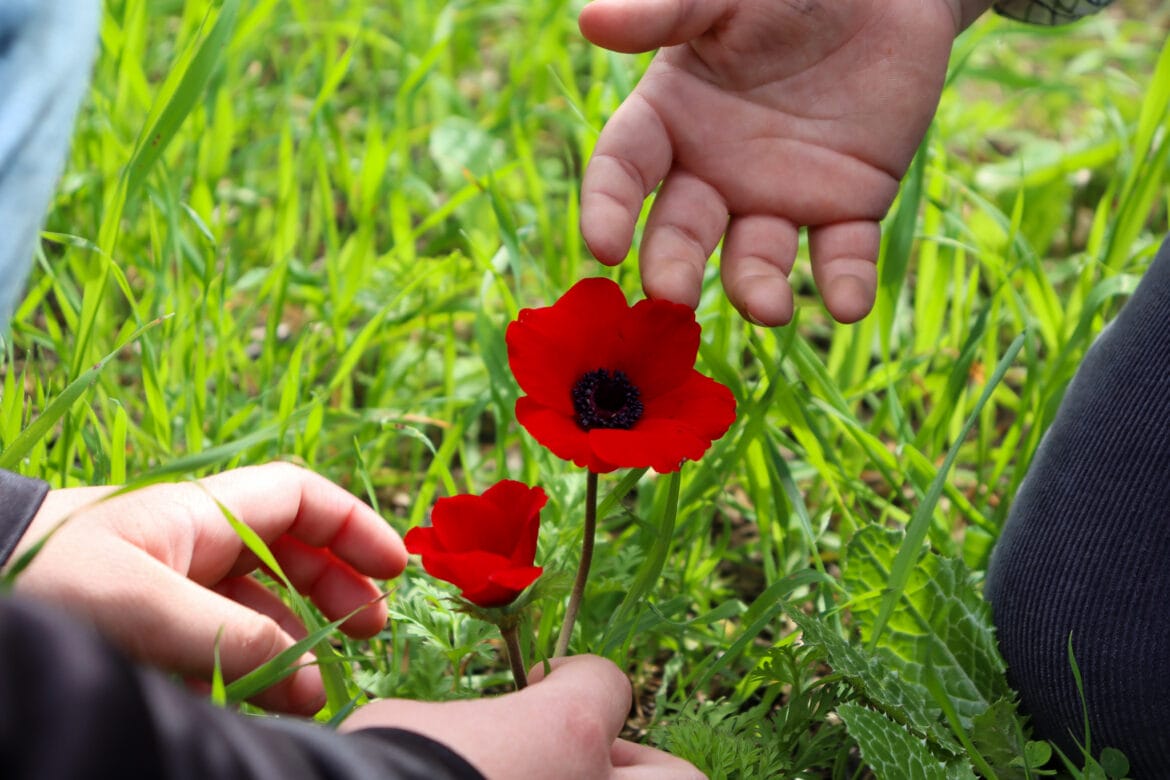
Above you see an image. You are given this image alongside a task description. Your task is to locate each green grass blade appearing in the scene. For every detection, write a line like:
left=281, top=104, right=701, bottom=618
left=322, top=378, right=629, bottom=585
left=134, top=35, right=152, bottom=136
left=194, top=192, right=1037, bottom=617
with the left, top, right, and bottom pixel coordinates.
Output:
left=600, top=470, right=681, bottom=657
left=868, top=333, right=1025, bottom=647
left=0, top=316, right=168, bottom=471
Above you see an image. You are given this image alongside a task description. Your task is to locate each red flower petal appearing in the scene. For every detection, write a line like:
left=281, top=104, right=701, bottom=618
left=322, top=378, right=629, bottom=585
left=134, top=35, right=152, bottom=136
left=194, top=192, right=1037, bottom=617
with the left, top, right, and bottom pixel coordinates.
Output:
left=408, top=481, right=546, bottom=607
left=430, top=494, right=512, bottom=556
left=515, top=396, right=619, bottom=473
left=506, top=279, right=629, bottom=411
left=424, top=552, right=541, bottom=607
left=642, top=373, right=738, bottom=441
left=506, top=277, right=737, bottom=473
left=588, top=421, right=706, bottom=473
left=609, top=297, right=701, bottom=400
left=420, top=547, right=508, bottom=590
left=586, top=375, right=736, bottom=472
left=482, top=480, right=547, bottom=565
left=488, top=565, right=544, bottom=592
left=403, top=525, right=441, bottom=556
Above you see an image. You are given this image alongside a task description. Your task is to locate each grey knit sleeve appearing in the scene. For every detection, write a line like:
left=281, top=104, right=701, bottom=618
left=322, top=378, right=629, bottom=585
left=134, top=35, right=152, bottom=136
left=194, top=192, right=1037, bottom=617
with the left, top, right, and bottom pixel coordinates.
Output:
left=993, top=0, right=1115, bottom=24
left=0, top=469, right=49, bottom=566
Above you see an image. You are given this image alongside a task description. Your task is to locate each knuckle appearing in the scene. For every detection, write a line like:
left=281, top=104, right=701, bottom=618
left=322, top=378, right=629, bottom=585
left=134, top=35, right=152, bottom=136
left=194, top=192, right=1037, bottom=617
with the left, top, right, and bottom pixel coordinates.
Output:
left=232, top=616, right=289, bottom=670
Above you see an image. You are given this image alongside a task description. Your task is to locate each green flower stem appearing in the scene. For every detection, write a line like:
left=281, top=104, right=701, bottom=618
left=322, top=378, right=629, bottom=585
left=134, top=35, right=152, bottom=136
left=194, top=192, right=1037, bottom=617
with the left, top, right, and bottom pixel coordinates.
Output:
left=500, top=620, right=528, bottom=690
left=554, top=469, right=598, bottom=657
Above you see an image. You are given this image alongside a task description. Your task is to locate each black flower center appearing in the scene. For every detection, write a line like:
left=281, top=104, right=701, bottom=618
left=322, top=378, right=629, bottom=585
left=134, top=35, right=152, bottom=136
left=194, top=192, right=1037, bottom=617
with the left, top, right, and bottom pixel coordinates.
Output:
left=572, top=369, right=643, bottom=431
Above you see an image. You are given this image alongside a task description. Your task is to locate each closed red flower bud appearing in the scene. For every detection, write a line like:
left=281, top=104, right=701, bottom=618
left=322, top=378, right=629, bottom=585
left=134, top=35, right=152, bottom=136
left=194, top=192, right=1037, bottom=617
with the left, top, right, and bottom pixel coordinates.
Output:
left=506, top=277, right=736, bottom=474
left=404, top=480, right=546, bottom=608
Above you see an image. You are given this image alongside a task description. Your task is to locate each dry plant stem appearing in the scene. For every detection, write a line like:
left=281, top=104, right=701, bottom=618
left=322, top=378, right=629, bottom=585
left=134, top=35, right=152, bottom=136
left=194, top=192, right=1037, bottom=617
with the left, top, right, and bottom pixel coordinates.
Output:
left=500, top=622, right=528, bottom=690
left=554, top=470, right=598, bottom=657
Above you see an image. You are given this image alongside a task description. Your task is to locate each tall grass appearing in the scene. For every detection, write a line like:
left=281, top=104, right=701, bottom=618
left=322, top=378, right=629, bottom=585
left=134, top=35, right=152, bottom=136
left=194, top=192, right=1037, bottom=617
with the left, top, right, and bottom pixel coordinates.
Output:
left=3, top=0, right=1168, bottom=776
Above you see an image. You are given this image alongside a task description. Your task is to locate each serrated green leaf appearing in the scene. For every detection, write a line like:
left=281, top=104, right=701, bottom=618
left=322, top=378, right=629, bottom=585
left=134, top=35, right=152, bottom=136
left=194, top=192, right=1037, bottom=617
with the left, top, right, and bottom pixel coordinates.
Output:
left=844, top=526, right=1011, bottom=730
left=788, top=609, right=961, bottom=758
left=838, top=703, right=974, bottom=780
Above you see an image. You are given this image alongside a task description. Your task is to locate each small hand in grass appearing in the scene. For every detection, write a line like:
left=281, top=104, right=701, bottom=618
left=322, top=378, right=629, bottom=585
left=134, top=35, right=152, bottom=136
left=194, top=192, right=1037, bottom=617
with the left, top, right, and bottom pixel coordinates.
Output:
left=578, top=0, right=969, bottom=326
left=11, top=462, right=406, bottom=716
left=342, top=655, right=706, bottom=779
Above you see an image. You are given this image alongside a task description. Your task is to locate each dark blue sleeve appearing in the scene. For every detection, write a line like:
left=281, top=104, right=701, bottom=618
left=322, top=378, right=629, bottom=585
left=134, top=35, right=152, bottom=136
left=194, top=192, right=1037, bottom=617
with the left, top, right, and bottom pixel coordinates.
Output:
left=0, top=596, right=485, bottom=780
left=986, top=236, right=1170, bottom=775
left=0, top=469, right=49, bottom=566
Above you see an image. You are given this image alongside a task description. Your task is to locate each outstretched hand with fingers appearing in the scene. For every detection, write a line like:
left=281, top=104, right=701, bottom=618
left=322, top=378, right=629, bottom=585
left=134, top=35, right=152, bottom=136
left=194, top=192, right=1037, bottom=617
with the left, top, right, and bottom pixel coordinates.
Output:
left=10, top=462, right=406, bottom=715
left=578, top=0, right=963, bottom=326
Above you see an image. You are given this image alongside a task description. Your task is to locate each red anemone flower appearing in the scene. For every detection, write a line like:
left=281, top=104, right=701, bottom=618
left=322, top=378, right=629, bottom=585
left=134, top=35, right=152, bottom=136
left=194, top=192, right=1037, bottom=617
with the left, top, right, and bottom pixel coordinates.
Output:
left=404, top=480, right=546, bottom=608
left=506, top=277, right=736, bottom=474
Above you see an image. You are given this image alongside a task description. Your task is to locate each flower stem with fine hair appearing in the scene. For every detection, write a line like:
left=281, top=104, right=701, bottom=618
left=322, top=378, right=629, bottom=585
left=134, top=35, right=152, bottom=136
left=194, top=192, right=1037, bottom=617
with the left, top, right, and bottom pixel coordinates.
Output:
left=500, top=621, right=528, bottom=690
left=554, top=470, right=598, bottom=657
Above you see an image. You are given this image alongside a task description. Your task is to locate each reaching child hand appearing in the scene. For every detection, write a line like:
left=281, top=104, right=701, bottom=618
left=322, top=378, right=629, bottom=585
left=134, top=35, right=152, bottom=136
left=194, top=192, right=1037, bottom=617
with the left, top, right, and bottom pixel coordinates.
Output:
left=578, top=0, right=976, bottom=326
left=10, top=462, right=407, bottom=715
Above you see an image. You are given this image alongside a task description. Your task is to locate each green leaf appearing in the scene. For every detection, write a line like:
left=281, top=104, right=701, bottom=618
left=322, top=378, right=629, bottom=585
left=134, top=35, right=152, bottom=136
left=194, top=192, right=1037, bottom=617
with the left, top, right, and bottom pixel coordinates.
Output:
left=208, top=494, right=354, bottom=712
left=844, top=526, right=1013, bottom=731
left=838, top=703, right=974, bottom=780
left=970, top=700, right=1035, bottom=779
left=210, top=631, right=227, bottom=708
left=682, top=569, right=832, bottom=696
left=1098, top=747, right=1131, bottom=779
left=103, top=0, right=241, bottom=252
left=787, top=609, right=961, bottom=757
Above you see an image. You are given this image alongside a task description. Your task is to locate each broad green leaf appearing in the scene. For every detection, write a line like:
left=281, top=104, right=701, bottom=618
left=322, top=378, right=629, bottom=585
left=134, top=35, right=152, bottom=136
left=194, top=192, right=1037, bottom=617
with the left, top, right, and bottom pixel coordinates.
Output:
left=844, top=526, right=1012, bottom=730
left=787, top=609, right=961, bottom=758
left=838, top=703, right=975, bottom=780
left=970, top=700, right=1033, bottom=779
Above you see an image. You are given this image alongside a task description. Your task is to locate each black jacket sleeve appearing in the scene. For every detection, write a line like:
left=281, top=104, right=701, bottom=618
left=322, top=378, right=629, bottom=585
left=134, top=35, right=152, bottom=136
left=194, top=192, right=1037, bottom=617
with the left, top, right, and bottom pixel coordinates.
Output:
left=0, top=596, right=485, bottom=780
left=0, top=469, right=49, bottom=566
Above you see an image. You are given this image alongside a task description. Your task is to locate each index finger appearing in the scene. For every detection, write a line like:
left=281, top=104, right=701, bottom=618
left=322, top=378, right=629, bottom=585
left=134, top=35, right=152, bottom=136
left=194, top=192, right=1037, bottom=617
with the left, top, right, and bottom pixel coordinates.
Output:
left=194, top=462, right=407, bottom=581
left=580, top=93, right=673, bottom=265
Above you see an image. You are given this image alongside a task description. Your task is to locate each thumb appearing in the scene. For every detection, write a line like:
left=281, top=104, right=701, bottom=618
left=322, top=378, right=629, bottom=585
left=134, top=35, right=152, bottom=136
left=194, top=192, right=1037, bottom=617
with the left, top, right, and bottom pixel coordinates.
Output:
left=523, top=654, right=632, bottom=733
left=578, top=0, right=733, bottom=53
